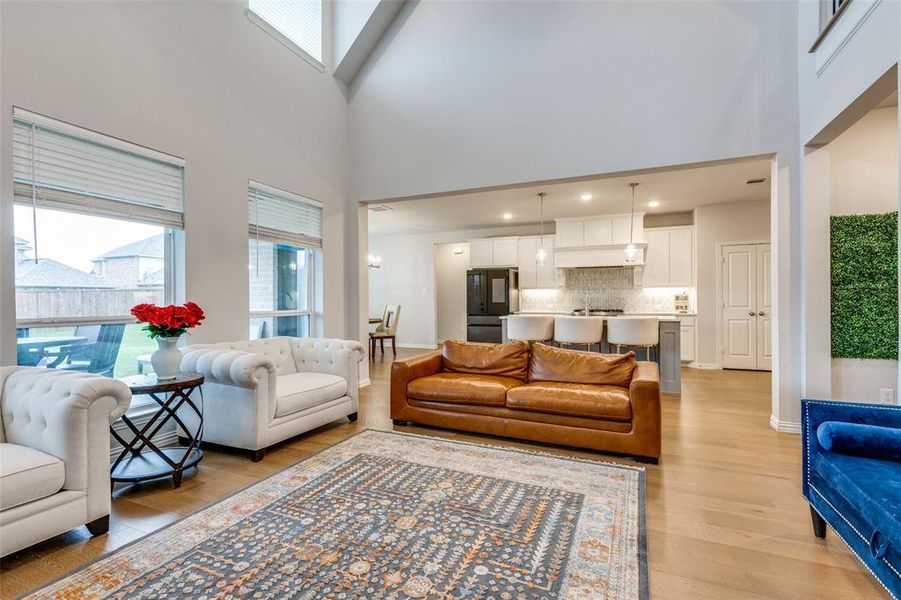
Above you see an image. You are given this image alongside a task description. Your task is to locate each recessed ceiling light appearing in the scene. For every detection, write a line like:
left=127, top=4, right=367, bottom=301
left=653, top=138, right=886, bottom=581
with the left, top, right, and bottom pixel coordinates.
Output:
left=580, top=193, right=592, bottom=202
left=502, top=212, right=513, bottom=220
left=648, top=200, right=660, bottom=208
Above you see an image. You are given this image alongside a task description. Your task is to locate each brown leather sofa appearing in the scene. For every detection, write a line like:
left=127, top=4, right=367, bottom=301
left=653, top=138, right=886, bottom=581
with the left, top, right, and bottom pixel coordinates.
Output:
left=391, top=340, right=661, bottom=462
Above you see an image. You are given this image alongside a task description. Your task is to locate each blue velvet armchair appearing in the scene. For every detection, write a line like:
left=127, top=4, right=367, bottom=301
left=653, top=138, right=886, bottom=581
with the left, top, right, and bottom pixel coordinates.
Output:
left=802, top=399, right=901, bottom=599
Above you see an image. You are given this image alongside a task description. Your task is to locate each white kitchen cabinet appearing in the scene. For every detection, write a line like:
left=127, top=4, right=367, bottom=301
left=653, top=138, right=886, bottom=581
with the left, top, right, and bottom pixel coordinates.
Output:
left=516, top=237, right=538, bottom=288
left=469, top=237, right=518, bottom=268
left=680, top=324, right=696, bottom=362
left=642, top=226, right=693, bottom=287
left=492, top=238, right=518, bottom=266
left=469, top=239, right=494, bottom=267
left=556, top=220, right=584, bottom=247
left=670, top=228, right=693, bottom=286
left=643, top=230, right=670, bottom=286
left=555, top=213, right=644, bottom=248
left=517, top=235, right=560, bottom=288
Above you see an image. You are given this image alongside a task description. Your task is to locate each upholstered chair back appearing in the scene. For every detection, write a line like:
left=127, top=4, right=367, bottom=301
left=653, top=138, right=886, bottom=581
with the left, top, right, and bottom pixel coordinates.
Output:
left=290, top=338, right=365, bottom=382
left=183, top=338, right=298, bottom=376
left=377, top=305, right=401, bottom=336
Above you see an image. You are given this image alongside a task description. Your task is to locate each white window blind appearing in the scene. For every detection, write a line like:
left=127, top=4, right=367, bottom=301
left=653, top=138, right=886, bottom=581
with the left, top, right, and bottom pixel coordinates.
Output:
left=248, top=0, right=323, bottom=65
left=12, top=108, right=185, bottom=229
left=248, top=181, right=323, bottom=249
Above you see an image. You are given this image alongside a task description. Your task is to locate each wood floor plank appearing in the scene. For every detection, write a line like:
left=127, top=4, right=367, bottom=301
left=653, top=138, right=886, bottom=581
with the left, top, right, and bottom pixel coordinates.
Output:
left=0, top=351, right=889, bottom=599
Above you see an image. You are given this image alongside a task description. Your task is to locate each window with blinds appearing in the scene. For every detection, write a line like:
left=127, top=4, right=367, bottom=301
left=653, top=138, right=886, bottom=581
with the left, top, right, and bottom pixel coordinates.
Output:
left=12, top=108, right=185, bottom=229
left=248, top=181, right=323, bottom=249
left=247, top=0, right=323, bottom=67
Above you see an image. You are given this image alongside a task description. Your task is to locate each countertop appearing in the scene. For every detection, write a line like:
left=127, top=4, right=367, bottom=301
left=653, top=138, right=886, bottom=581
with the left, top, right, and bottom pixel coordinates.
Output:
left=501, top=311, right=696, bottom=323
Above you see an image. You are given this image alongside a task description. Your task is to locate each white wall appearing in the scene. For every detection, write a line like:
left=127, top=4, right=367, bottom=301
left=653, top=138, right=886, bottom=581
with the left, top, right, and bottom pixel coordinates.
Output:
left=695, top=200, right=771, bottom=367
left=829, top=107, right=899, bottom=215
left=0, top=0, right=353, bottom=364
left=334, top=0, right=380, bottom=66
left=368, top=224, right=542, bottom=348
left=435, top=242, right=470, bottom=343
left=350, top=0, right=804, bottom=429
left=350, top=0, right=800, bottom=202
left=797, top=0, right=901, bottom=407
left=829, top=106, right=899, bottom=402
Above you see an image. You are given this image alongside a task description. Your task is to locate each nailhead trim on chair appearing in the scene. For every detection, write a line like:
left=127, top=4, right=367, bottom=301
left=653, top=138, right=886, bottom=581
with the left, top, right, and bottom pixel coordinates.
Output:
left=804, top=400, right=901, bottom=599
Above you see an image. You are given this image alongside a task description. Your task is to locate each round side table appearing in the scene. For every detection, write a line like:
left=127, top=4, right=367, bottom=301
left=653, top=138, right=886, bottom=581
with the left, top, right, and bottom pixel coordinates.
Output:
left=112, top=372, right=204, bottom=489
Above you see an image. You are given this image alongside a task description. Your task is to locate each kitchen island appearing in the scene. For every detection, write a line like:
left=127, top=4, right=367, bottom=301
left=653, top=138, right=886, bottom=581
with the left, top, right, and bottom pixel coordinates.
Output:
left=500, top=313, right=685, bottom=394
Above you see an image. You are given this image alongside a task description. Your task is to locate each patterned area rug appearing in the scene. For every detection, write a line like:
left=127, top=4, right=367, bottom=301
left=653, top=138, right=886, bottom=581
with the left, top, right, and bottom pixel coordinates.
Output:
left=28, top=430, right=648, bottom=599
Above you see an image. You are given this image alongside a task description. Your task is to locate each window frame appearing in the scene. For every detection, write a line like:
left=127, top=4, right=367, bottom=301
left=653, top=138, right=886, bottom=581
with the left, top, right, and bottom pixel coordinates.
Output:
left=245, top=1, right=325, bottom=72
left=249, top=242, right=319, bottom=339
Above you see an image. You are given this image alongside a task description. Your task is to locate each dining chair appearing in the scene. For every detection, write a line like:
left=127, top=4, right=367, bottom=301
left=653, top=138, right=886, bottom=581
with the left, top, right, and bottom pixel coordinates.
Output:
left=370, top=305, right=401, bottom=358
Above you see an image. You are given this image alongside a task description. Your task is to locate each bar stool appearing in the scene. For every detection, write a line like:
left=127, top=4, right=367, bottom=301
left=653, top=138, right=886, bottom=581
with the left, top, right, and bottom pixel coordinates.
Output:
left=553, top=316, right=604, bottom=351
left=507, top=315, right=555, bottom=343
left=607, top=317, right=659, bottom=360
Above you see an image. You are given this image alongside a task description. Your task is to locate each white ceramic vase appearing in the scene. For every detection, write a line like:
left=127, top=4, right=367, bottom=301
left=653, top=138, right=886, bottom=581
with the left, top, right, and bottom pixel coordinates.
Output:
left=150, top=335, right=182, bottom=380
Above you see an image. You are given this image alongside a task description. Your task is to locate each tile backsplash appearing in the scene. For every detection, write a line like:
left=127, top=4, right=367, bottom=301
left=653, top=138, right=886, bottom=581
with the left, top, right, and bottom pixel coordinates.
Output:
left=520, top=267, right=695, bottom=313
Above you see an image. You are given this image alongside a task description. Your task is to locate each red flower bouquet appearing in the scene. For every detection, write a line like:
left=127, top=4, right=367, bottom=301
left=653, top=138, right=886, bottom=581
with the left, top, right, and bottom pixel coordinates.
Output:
left=131, top=302, right=205, bottom=339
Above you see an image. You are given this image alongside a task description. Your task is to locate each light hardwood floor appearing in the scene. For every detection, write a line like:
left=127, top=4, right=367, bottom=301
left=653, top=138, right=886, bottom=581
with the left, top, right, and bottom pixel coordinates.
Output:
left=0, top=350, right=888, bottom=599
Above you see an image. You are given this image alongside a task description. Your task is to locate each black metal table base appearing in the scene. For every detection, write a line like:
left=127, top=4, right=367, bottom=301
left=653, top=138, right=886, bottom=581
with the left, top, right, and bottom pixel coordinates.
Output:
left=111, top=373, right=205, bottom=489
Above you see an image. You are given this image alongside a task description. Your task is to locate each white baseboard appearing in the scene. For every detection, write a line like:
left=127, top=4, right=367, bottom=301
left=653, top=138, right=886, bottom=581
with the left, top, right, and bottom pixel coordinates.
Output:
left=397, top=343, right=439, bottom=350
left=359, top=378, right=371, bottom=387
left=769, top=414, right=801, bottom=434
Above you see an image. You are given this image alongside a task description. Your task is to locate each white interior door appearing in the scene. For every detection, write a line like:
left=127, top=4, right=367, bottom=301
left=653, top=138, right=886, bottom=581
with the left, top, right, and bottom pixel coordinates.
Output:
left=756, top=243, right=772, bottom=371
left=722, top=244, right=758, bottom=369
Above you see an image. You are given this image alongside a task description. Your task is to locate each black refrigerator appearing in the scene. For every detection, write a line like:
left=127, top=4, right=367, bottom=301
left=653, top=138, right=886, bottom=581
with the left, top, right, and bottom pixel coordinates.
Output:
left=466, top=269, right=519, bottom=342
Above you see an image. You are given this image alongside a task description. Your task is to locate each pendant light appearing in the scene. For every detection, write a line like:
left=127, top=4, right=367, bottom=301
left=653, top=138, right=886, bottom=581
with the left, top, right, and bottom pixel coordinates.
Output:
left=625, top=183, right=639, bottom=262
left=536, top=192, right=547, bottom=266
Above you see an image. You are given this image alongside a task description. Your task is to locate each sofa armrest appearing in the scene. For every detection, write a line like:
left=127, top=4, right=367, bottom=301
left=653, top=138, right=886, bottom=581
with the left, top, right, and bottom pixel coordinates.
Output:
left=802, top=399, right=901, bottom=496
left=180, top=347, right=275, bottom=389
left=628, top=361, right=662, bottom=458
left=391, top=351, right=443, bottom=417
left=0, top=368, right=131, bottom=496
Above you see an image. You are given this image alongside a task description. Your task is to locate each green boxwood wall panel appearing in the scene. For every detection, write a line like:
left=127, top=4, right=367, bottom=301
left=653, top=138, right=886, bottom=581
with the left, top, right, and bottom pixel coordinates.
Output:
left=830, top=211, right=898, bottom=360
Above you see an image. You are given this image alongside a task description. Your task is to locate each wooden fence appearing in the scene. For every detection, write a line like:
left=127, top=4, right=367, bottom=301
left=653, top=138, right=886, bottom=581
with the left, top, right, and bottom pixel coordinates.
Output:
left=16, top=289, right=163, bottom=320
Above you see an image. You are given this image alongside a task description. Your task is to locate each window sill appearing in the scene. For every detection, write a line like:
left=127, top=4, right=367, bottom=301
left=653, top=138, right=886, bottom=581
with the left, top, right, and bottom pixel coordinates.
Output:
left=246, top=9, right=324, bottom=73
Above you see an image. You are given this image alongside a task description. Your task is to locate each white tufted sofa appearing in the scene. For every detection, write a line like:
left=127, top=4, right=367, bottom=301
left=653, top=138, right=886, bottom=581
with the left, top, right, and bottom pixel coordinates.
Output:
left=0, top=367, right=131, bottom=557
left=178, top=337, right=365, bottom=461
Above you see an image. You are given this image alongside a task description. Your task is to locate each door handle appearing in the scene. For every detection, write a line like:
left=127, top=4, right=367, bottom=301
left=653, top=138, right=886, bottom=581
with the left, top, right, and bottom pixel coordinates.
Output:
left=748, top=311, right=755, bottom=316
left=758, top=311, right=766, bottom=316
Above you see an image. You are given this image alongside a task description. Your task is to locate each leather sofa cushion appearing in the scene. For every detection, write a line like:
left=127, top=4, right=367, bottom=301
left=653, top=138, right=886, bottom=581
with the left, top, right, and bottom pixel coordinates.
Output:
left=0, top=443, right=65, bottom=511
left=442, top=340, right=529, bottom=381
left=529, top=343, right=637, bottom=387
left=275, top=372, right=348, bottom=418
left=408, top=373, right=522, bottom=407
left=506, top=382, right=632, bottom=421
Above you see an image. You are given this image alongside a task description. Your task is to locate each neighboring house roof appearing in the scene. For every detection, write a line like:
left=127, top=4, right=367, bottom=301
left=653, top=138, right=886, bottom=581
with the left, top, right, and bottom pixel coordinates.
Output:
left=93, top=234, right=164, bottom=261
left=16, top=259, right=114, bottom=289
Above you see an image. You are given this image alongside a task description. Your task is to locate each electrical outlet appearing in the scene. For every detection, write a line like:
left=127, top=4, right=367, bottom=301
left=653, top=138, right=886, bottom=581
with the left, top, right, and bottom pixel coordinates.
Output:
left=880, top=388, right=895, bottom=404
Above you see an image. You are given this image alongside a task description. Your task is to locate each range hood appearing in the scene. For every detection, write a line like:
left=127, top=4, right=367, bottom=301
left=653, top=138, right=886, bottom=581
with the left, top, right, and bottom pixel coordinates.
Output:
left=554, top=244, right=646, bottom=268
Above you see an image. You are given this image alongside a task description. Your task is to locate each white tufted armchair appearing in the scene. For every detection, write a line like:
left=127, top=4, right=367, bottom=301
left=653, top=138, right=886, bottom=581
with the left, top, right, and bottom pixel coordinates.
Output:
left=178, top=337, right=365, bottom=461
left=0, top=367, right=131, bottom=557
